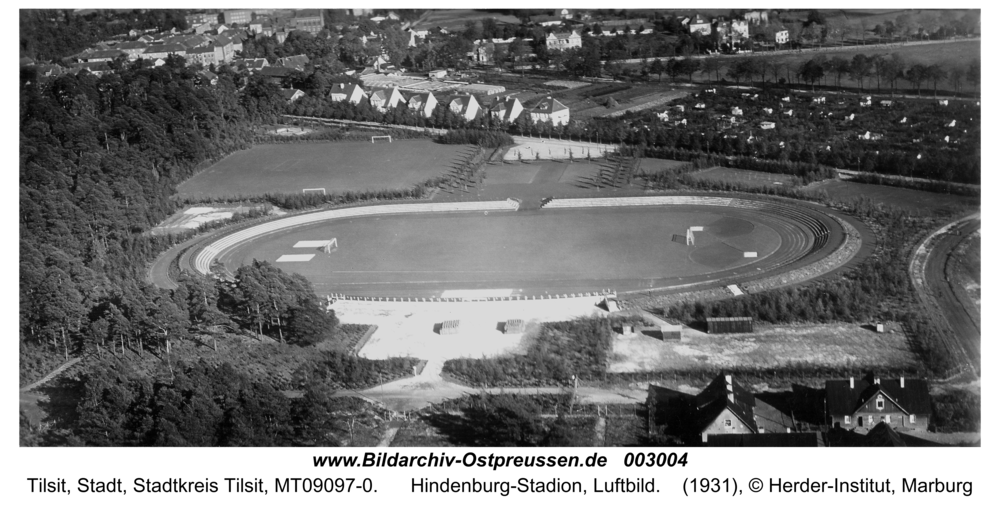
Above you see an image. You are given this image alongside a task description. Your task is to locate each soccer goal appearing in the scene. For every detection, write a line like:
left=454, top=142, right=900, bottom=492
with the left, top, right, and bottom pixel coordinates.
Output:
left=323, top=238, right=338, bottom=254
left=686, top=228, right=696, bottom=246
left=371, top=135, right=392, bottom=144
left=302, top=188, right=326, bottom=195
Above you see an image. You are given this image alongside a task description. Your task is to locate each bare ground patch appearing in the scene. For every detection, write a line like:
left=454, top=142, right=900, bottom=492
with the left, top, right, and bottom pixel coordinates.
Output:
left=609, top=322, right=918, bottom=373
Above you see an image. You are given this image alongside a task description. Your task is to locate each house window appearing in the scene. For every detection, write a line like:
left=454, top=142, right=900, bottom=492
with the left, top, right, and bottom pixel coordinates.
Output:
left=844, top=415, right=851, bottom=425
left=868, top=415, right=874, bottom=425
left=724, top=419, right=732, bottom=427
left=886, top=415, right=891, bottom=424
left=880, top=415, right=885, bottom=422
left=876, top=395, right=885, bottom=410
left=910, top=414, right=916, bottom=424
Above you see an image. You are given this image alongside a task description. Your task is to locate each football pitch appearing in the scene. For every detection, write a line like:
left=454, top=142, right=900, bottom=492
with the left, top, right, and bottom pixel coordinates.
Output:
left=176, top=140, right=469, bottom=199
left=219, top=206, right=789, bottom=296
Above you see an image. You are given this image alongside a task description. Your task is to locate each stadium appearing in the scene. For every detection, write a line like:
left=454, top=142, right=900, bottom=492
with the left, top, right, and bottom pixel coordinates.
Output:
left=186, top=195, right=861, bottom=299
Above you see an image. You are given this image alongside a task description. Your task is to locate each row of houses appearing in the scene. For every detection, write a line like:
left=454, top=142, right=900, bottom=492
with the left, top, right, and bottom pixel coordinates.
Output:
left=329, top=83, right=570, bottom=125
left=647, top=372, right=934, bottom=446
left=70, top=28, right=249, bottom=68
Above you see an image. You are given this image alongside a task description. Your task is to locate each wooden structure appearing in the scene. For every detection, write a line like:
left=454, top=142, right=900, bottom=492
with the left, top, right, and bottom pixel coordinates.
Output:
left=706, top=316, right=753, bottom=334
left=439, top=320, right=460, bottom=335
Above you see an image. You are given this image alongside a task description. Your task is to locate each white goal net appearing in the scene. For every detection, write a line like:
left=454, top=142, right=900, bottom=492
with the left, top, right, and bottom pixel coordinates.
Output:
left=302, top=188, right=326, bottom=195
left=371, top=135, right=392, bottom=143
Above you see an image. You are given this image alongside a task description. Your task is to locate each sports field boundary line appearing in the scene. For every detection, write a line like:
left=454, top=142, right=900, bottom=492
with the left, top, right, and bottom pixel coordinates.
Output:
left=192, top=200, right=520, bottom=275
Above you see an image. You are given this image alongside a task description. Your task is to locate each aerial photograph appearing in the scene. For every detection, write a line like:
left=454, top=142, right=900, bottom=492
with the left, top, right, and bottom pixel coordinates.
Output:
left=19, top=7, right=980, bottom=447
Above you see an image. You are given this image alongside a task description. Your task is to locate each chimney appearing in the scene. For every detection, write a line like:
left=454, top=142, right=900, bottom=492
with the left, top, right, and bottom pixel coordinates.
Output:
left=849, top=377, right=854, bottom=389
left=900, top=377, right=905, bottom=388
left=339, top=83, right=344, bottom=89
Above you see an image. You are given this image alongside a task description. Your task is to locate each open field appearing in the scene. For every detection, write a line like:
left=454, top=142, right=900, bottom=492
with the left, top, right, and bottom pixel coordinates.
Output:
left=223, top=206, right=785, bottom=295
left=689, top=167, right=801, bottom=188
left=609, top=322, right=919, bottom=373
left=176, top=140, right=468, bottom=199
left=809, top=179, right=979, bottom=216
left=410, top=9, right=520, bottom=31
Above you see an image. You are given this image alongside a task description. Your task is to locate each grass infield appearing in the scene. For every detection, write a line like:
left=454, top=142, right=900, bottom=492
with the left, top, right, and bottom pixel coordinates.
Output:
left=221, top=206, right=786, bottom=295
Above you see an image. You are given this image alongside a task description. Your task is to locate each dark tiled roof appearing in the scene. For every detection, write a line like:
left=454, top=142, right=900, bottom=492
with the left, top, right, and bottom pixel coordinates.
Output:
left=826, top=376, right=932, bottom=416
left=118, top=41, right=148, bottom=50
left=279, top=88, right=302, bottom=100
left=258, top=66, right=292, bottom=77
left=695, top=374, right=757, bottom=430
left=707, top=432, right=824, bottom=447
left=143, top=44, right=186, bottom=54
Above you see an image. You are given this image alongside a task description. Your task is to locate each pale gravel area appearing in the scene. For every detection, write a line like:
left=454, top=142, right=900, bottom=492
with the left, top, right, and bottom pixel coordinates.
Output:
left=331, top=296, right=609, bottom=379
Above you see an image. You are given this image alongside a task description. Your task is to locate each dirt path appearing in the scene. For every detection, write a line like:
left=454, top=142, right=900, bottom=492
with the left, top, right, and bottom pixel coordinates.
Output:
left=909, top=212, right=981, bottom=375
left=20, top=357, right=82, bottom=392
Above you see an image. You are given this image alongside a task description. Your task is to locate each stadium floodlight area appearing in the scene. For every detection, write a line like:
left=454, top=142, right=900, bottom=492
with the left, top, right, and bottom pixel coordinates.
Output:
left=323, top=238, right=338, bottom=254
left=302, top=187, right=326, bottom=195
left=371, top=135, right=393, bottom=143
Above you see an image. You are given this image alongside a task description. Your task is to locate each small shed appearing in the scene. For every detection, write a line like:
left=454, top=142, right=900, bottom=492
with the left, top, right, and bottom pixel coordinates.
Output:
left=504, top=319, right=525, bottom=334
left=439, top=320, right=460, bottom=335
left=706, top=317, right=753, bottom=334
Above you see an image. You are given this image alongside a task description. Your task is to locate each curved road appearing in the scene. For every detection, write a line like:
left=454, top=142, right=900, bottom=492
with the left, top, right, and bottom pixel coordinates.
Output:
left=910, top=213, right=981, bottom=375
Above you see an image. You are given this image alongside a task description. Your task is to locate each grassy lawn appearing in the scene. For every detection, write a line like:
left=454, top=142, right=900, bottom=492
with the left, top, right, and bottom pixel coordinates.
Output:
left=176, top=140, right=469, bottom=199
left=689, top=166, right=801, bottom=188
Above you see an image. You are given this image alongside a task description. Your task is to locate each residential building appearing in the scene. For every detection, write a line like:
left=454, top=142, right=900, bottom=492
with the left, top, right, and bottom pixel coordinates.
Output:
left=186, top=12, right=218, bottom=26
left=689, top=15, right=712, bottom=35
left=116, top=41, right=149, bottom=59
left=448, top=95, right=480, bottom=121
left=428, top=69, right=448, bottom=79
left=84, top=49, right=125, bottom=62
left=192, top=22, right=213, bottom=35
left=196, top=70, right=218, bottom=86
left=141, top=44, right=187, bottom=60
left=278, top=54, right=310, bottom=72
left=369, top=87, right=405, bottom=111
left=489, top=96, right=524, bottom=123
left=71, top=61, right=112, bottom=76
left=257, top=66, right=293, bottom=84
left=407, top=92, right=438, bottom=118
left=529, top=96, right=570, bottom=126
left=530, top=14, right=564, bottom=27
left=775, top=29, right=789, bottom=44
left=235, top=58, right=269, bottom=72
left=760, top=121, right=775, bottom=130
left=186, top=45, right=224, bottom=66
left=826, top=374, right=931, bottom=432
left=280, top=88, right=306, bottom=103
left=545, top=31, right=582, bottom=51
left=330, top=83, right=367, bottom=105
left=291, top=11, right=325, bottom=34
left=223, top=10, right=251, bottom=25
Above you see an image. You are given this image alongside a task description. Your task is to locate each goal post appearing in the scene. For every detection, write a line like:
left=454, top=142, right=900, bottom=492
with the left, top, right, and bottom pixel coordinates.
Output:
left=371, top=135, right=392, bottom=143
left=302, top=188, right=326, bottom=195
left=323, top=238, right=338, bottom=254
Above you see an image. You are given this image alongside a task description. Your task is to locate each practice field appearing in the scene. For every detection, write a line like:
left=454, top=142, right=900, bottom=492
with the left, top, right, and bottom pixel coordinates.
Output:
left=220, top=205, right=798, bottom=296
left=690, top=167, right=801, bottom=187
left=176, top=140, right=468, bottom=198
